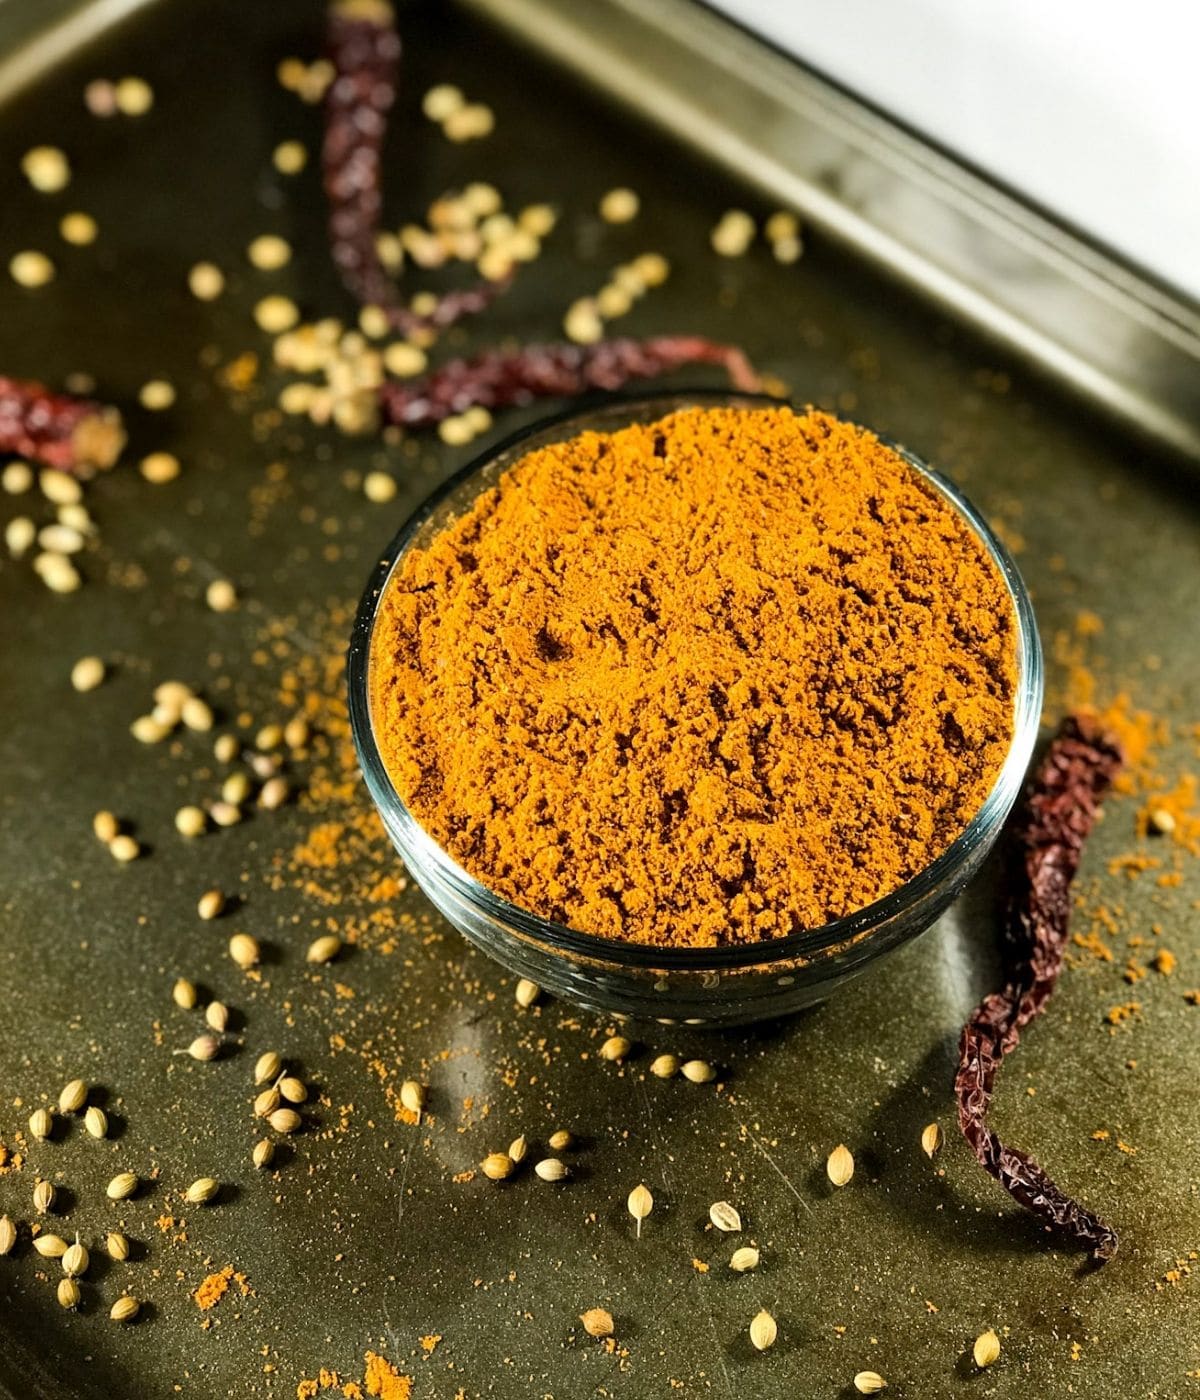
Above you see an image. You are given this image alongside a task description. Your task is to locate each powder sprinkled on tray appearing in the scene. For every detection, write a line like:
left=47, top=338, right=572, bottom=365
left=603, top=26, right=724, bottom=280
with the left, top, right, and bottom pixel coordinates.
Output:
left=369, top=403, right=1017, bottom=946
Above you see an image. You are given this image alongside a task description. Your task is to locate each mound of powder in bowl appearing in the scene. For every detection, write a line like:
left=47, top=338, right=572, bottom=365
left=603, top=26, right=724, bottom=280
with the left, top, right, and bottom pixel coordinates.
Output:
left=369, top=404, right=1018, bottom=948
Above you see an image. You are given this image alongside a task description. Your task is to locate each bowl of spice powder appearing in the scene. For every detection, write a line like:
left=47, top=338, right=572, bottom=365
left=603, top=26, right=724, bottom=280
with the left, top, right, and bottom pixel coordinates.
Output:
left=350, top=395, right=1042, bottom=1024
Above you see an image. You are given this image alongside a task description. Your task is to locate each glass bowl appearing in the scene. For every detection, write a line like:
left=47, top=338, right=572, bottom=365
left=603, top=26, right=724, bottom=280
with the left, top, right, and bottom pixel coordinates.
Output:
left=347, top=391, right=1043, bottom=1027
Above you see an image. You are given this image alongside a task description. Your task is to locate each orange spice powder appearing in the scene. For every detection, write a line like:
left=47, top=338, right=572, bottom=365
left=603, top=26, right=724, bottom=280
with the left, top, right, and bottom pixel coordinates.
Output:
left=370, top=405, right=1018, bottom=946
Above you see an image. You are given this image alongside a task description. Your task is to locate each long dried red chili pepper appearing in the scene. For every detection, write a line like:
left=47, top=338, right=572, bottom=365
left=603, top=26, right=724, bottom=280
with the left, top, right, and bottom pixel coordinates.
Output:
left=0, top=376, right=125, bottom=473
left=323, top=0, right=506, bottom=335
left=956, top=713, right=1123, bottom=1263
left=377, top=335, right=762, bottom=426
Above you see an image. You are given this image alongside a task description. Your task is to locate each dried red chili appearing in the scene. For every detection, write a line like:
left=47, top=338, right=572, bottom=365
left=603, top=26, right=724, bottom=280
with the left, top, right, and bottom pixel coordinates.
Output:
left=0, top=376, right=125, bottom=473
left=377, top=335, right=761, bottom=427
left=956, top=713, right=1124, bottom=1263
left=323, top=0, right=506, bottom=335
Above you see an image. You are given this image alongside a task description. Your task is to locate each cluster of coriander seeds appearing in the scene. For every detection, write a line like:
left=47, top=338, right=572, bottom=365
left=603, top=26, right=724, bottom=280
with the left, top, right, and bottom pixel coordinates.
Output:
left=593, top=1032, right=718, bottom=1086
left=171, top=974, right=236, bottom=1057
left=479, top=1125, right=577, bottom=1186
left=251, top=1050, right=308, bottom=1157
left=4, top=464, right=100, bottom=594
left=562, top=252, right=670, bottom=347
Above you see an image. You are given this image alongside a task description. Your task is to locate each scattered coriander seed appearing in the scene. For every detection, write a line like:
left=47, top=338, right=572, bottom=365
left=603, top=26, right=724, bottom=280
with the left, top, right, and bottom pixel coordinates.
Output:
left=175, top=805, right=207, bottom=838
left=138, top=379, right=175, bottom=411
left=1149, top=807, right=1176, bottom=835
left=0, top=1216, right=16, bottom=1255
left=382, top=341, right=426, bottom=377
left=973, top=1329, right=1001, bottom=1369
left=33, top=1180, right=56, bottom=1214
left=283, top=715, right=309, bottom=749
left=580, top=1307, right=614, bottom=1338
left=681, top=1059, right=715, bottom=1084
left=39, top=522, right=84, bottom=555
left=185, top=1177, right=219, bottom=1205
left=114, top=76, right=153, bottom=115
left=187, top=1034, right=220, bottom=1062
left=221, top=771, right=250, bottom=805
left=228, top=933, right=260, bottom=969
left=130, top=713, right=170, bottom=744
left=773, top=234, right=803, bottom=264
left=57, top=1278, right=81, bottom=1310
left=254, top=1052, right=282, bottom=1087
left=921, top=1122, right=942, bottom=1159
left=10, top=250, right=55, bottom=288
left=534, top=1157, right=568, bottom=1183
left=111, top=1295, right=140, bottom=1323
left=709, top=1201, right=742, bottom=1233
left=62, top=1237, right=89, bottom=1276
left=106, top=1172, right=138, bottom=1200
left=563, top=297, right=603, bottom=346
left=306, top=933, right=342, bottom=964
left=514, top=978, right=540, bottom=1008
left=508, top=1135, right=527, bottom=1165
left=278, top=1076, right=307, bottom=1105
left=60, top=210, right=98, bottom=245
left=94, top=811, right=119, bottom=845
left=363, top=470, right=397, bottom=503
left=627, top=1183, right=653, bottom=1237
left=273, top=140, right=307, bottom=174
left=422, top=83, right=464, bottom=121
left=206, top=578, right=238, bottom=612
left=399, top=1080, right=427, bottom=1120
left=548, top=1130, right=574, bottom=1152
left=632, top=251, right=670, bottom=285
left=28, top=1108, right=53, bottom=1140
left=255, top=1087, right=281, bottom=1118
left=188, top=261, right=225, bottom=300
left=729, top=1245, right=760, bottom=1273
left=71, top=656, right=105, bottom=692
left=6, top=516, right=37, bottom=557
left=198, top=888, right=226, bottom=920
left=599, top=1035, right=631, bottom=1062
left=106, top=1231, right=129, bottom=1261
left=181, top=696, right=214, bottom=730
left=599, top=187, right=639, bottom=223
left=34, top=1233, right=68, bottom=1258
left=21, top=146, right=71, bottom=193
left=764, top=210, right=798, bottom=243
left=139, top=451, right=181, bottom=484
left=211, top=801, right=241, bottom=829
left=481, top=1152, right=514, bottom=1181
left=40, top=469, right=82, bottom=504
left=36, top=550, right=81, bottom=593
left=84, top=1106, right=108, bottom=1139
left=254, top=294, right=299, bottom=333
left=649, top=1053, right=679, bottom=1079
left=109, top=834, right=141, bottom=862
left=253, top=1138, right=275, bottom=1169
left=205, top=1001, right=229, bottom=1033
left=826, top=1143, right=855, bottom=1187
left=2, top=460, right=33, bottom=493
left=711, top=208, right=756, bottom=257
left=854, top=1371, right=887, bottom=1394
left=443, top=102, right=493, bottom=141
left=247, top=234, right=292, bottom=270
left=58, top=1079, right=88, bottom=1114
left=269, top=1108, right=301, bottom=1135
left=749, top=1309, right=777, bottom=1352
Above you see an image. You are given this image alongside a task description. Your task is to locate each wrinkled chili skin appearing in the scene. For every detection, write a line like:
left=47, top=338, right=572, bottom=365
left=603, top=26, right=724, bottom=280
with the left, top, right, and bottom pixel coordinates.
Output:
left=323, top=0, right=505, bottom=335
left=0, top=376, right=124, bottom=472
left=956, top=714, right=1124, bottom=1263
left=378, top=336, right=762, bottom=426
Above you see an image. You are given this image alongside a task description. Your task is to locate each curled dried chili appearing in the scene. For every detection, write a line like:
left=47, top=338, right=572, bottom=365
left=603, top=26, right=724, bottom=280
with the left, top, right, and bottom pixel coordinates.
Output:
left=0, top=376, right=125, bottom=473
left=377, top=335, right=761, bottom=427
left=323, top=0, right=506, bottom=335
left=956, top=713, right=1123, bottom=1263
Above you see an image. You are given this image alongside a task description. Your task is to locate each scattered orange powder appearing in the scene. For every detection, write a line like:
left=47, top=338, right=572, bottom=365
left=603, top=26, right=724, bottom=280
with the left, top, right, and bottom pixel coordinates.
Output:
left=363, top=1353, right=411, bottom=1400
left=194, top=1265, right=234, bottom=1310
left=419, top=1334, right=441, bottom=1355
left=691, top=1258, right=710, bottom=1273
left=1152, top=948, right=1177, bottom=976
left=1106, top=1001, right=1141, bottom=1027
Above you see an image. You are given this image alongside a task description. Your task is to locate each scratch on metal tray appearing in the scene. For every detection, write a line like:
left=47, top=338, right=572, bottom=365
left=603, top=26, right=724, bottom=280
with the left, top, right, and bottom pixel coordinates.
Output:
left=733, top=1109, right=813, bottom=1218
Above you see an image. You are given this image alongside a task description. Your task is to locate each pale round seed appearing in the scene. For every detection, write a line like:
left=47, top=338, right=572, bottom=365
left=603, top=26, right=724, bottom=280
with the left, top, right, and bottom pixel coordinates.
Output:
left=28, top=1108, right=53, bottom=1140
left=854, top=1373, right=887, bottom=1395
left=187, top=1034, right=220, bottom=1062
left=599, top=187, right=639, bottom=224
left=278, top=1076, right=307, bottom=1105
left=399, top=1080, right=426, bottom=1116
left=709, top=1200, right=742, bottom=1233
left=40, top=468, right=81, bottom=504
left=255, top=1051, right=282, bottom=1085
left=60, top=211, right=98, bottom=245
left=627, top=1183, right=653, bottom=1226
left=5, top=516, right=36, bottom=557
left=206, top=578, right=238, bottom=612
left=1149, top=807, right=1176, bottom=835
left=632, top=251, right=670, bottom=286
left=181, top=696, right=214, bottom=731
left=34, top=1233, right=68, bottom=1258
left=681, top=1060, right=715, bottom=1084
left=649, top=1053, right=679, bottom=1079
left=749, top=1309, right=777, bottom=1351
left=22, top=145, right=70, bottom=192
left=422, top=83, right=464, bottom=121
left=273, top=140, right=307, bottom=174
left=213, top=733, right=239, bottom=762
left=382, top=341, right=426, bottom=377
left=247, top=235, right=291, bottom=270
left=188, top=261, right=224, bottom=300
left=229, top=933, right=259, bottom=969
left=58, top=1079, right=87, bottom=1113
left=827, top=1143, right=855, bottom=1187
left=84, top=1106, right=108, bottom=1139
left=2, top=461, right=33, bottom=494
left=62, top=1239, right=89, bottom=1276
left=106, top=1171, right=138, bottom=1200
left=259, top=776, right=289, bottom=810
left=548, top=1130, right=573, bottom=1152
left=198, top=888, right=225, bottom=920
left=130, top=714, right=169, bottom=744
left=221, top=771, right=250, bottom=805
left=481, top=1152, right=513, bottom=1181
left=138, top=379, right=175, bottom=411
left=38, top=522, right=84, bottom=554
left=580, top=1307, right=614, bottom=1337
left=514, top=978, right=540, bottom=1009
left=730, top=1245, right=760, bottom=1272
left=534, top=1158, right=567, bottom=1183
left=253, top=1138, right=275, bottom=1169
left=765, top=210, right=799, bottom=243
left=363, top=470, right=396, bottom=503
left=71, top=656, right=105, bottom=692
left=563, top=298, right=603, bottom=346
left=114, top=76, right=153, bottom=115
left=268, top=1108, right=301, bottom=1134
left=36, top=551, right=81, bottom=593
left=0, top=1216, right=15, bottom=1256
left=140, top=451, right=180, bottom=484
left=33, top=1180, right=56, bottom=1214
left=185, top=1177, right=218, bottom=1205
left=254, top=1087, right=281, bottom=1118
left=443, top=102, right=494, bottom=141
left=106, top=1231, right=129, bottom=1261
left=57, top=1278, right=80, bottom=1309
left=973, top=1330, right=1001, bottom=1369
left=9, top=246, right=54, bottom=286
left=283, top=716, right=309, bottom=749
left=93, top=810, right=119, bottom=843
left=205, top=1001, right=229, bottom=1033
left=175, top=805, right=207, bottom=838
left=254, top=295, right=299, bottom=333
left=111, top=1295, right=140, bottom=1322
left=306, top=934, right=341, bottom=964
left=507, top=1135, right=527, bottom=1165
left=921, top=1122, right=942, bottom=1159
left=599, top=1035, right=631, bottom=1062
left=109, top=834, right=140, bottom=862
left=210, top=803, right=241, bottom=832
left=711, top=209, right=756, bottom=257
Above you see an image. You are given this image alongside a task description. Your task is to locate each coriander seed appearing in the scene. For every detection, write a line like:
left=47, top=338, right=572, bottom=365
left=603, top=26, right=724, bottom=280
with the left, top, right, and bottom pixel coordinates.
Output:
left=188, top=261, right=225, bottom=300
left=85, top=1106, right=108, bottom=1139
left=278, top=1076, right=307, bottom=1104
left=229, top=933, right=260, bottom=969
left=854, top=1371, right=887, bottom=1394
left=253, top=1138, right=275, bottom=1169
left=548, top=1130, right=573, bottom=1152
left=28, top=1108, right=53, bottom=1140
left=206, top=578, right=238, bottom=612
left=186, top=1034, right=220, bottom=1062
left=0, top=1216, right=16, bottom=1255
left=62, top=1237, right=89, bottom=1276
left=198, top=888, right=226, bottom=920
left=306, top=934, right=342, bottom=964
left=534, top=1157, right=567, bottom=1183
left=826, top=1143, right=855, bottom=1187
left=481, top=1152, right=513, bottom=1181
left=205, top=1001, right=229, bottom=1033
left=599, top=1035, right=631, bottom=1062
left=749, top=1309, right=777, bottom=1352
left=514, top=978, right=540, bottom=1008
left=10, top=250, right=55, bottom=287
left=175, top=805, right=207, bottom=838
left=580, top=1307, right=615, bottom=1337
left=172, top=977, right=197, bottom=1009
left=34, top=1233, right=68, bottom=1258
left=94, top=811, right=120, bottom=843
left=921, top=1122, right=942, bottom=1159
left=709, top=1201, right=742, bottom=1233
left=627, top=1183, right=653, bottom=1237
left=33, top=1180, right=56, bottom=1214
left=111, top=1295, right=140, bottom=1322
left=259, top=775, right=289, bottom=810
left=649, top=1054, right=678, bottom=1079
left=399, top=1080, right=427, bottom=1120
left=729, top=1246, right=760, bottom=1273
left=681, top=1060, right=715, bottom=1084
left=255, top=1051, right=282, bottom=1084
left=58, top=1079, right=87, bottom=1114
left=973, top=1329, right=1001, bottom=1368
left=508, top=1135, right=527, bottom=1165
left=57, top=1278, right=80, bottom=1310
left=185, top=1177, right=219, bottom=1205
left=255, top=1087, right=281, bottom=1118
left=106, top=1231, right=129, bottom=1261
left=109, top=834, right=141, bottom=862
left=269, top=1107, right=302, bottom=1135
left=106, top=1171, right=137, bottom=1200
left=70, top=656, right=105, bottom=692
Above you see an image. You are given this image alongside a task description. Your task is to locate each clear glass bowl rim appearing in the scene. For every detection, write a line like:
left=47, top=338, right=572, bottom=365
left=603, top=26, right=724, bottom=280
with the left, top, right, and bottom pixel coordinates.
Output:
left=347, top=389, right=1044, bottom=973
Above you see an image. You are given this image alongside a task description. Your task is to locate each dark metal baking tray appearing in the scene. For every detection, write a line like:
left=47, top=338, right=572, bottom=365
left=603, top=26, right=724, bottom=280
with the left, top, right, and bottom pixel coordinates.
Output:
left=0, top=1, right=1196, bottom=1396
